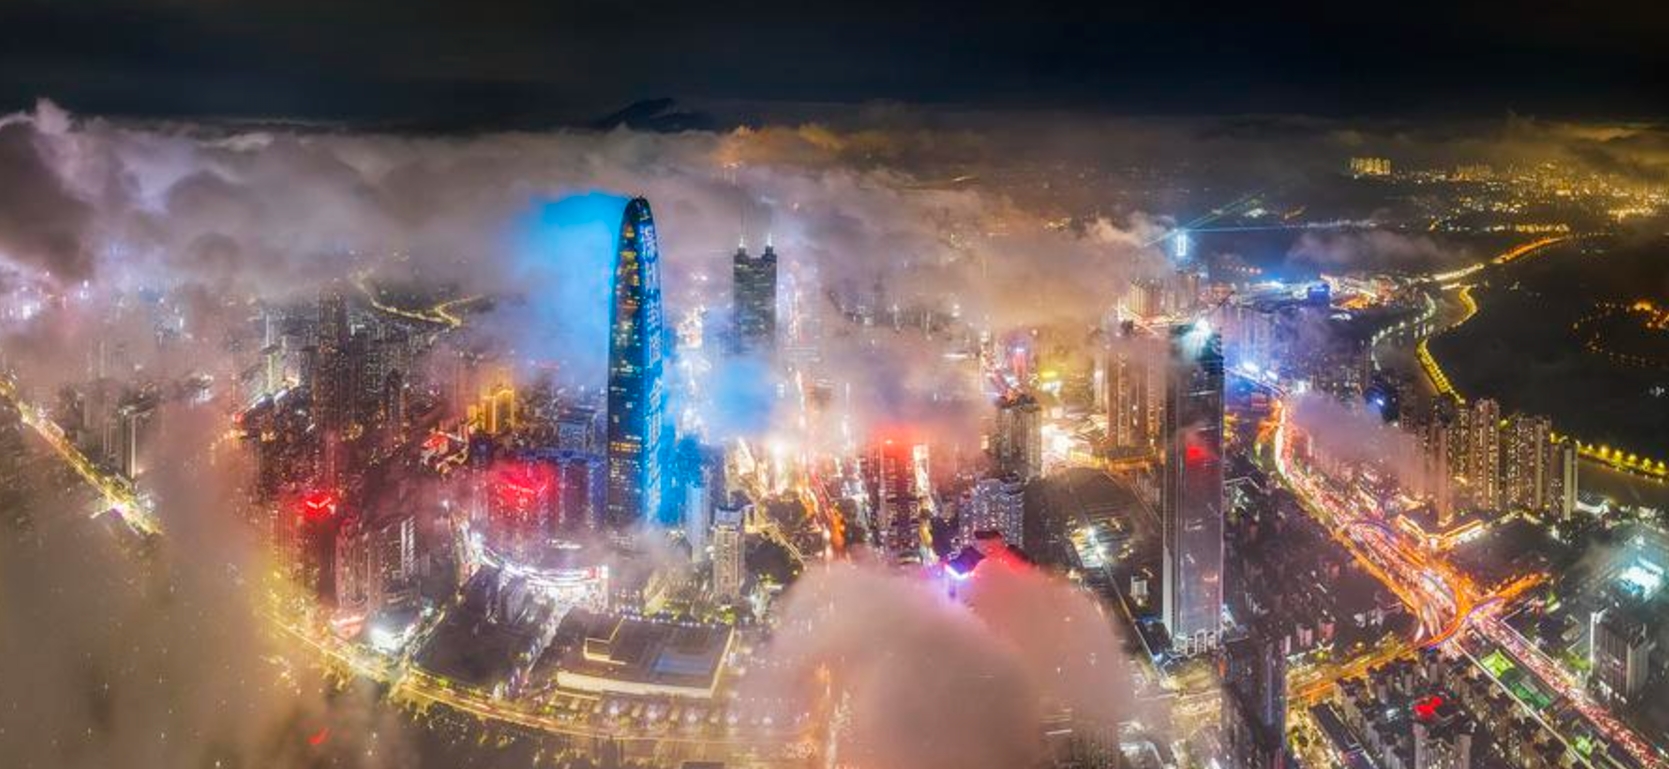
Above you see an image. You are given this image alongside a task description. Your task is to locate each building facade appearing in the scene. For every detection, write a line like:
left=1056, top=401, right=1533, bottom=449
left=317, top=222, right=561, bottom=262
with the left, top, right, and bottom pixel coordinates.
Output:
left=1591, top=607, right=1654, bottom=704
left=732, top=239, right=778, bottom=354
left=961, top=475, right=1026, bottom=550
left=605, top=197, right=670, bottom=529
left=993, top=392, right=1043, bottom=481
left=1162, top=322, right=1225, bottom=654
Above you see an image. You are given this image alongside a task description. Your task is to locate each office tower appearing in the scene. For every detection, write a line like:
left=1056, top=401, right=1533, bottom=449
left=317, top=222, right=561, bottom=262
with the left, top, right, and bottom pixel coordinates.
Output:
left=368, top=513, right=418, bottom=611
left=362, top=325, right=410, bottom=430
left=961, top=475, right=1026, bottom=549
left=380, top=370, right=407, bottom=433
left=873, top=439, right=930, bottom=554
left=311, top=288, right=354, bottom=434
left=285, top=490, right=343, bottom=602
left=319, top=289, right=350, bottom=353
left=115, top=389, right=157, bottom=482
left=334, top=514, right=371, bottom=616
left=1161, top=321, right=1225, bottom=654
left=993, top=392, right=1043, bottom=481
left=780, top=264, right=824, bottom=368
left=552, top=451, right=605, bottom=532
left=1464, top=399, right=1501, bottom=510
left=605, top=197, right=670, bottom=529
left=490, top=461, right=555, bottom=559
left=1126, top=278, right=1166, bottom=320
left=1221, top=630, right=1288, bottom=769
left=1172, top=267, right=1204, bottom=313
left=1591, top=607, right=1655, bottom=705
left=241, top=388, right=312, bottom=503
left=556, top=403, right=601, bottom=453
left=335, top=510, right=419, bottom=619
left=711, top=501, right=747, bottom=600
left=474, top=379, right=517, bottom=436
left=672, top=438, right=718, bottom=556
left=261, top=309, right=285, bottom=396
left=683, top=473, right=711, bottom=556
left=1108, top=343, right=1153, bottom=457
left=732, top=237, right=778, bottom=354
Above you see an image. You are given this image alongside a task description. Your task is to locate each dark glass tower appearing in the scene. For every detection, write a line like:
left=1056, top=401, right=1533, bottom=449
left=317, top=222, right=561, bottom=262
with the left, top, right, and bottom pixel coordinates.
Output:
left=605, top=197, right=668, bottom=529
left=1161, top=320, right=1225, bottom=654
left=731, top=239, right=777, bottom=354
left=1221, top=628, right=1289, bottom=768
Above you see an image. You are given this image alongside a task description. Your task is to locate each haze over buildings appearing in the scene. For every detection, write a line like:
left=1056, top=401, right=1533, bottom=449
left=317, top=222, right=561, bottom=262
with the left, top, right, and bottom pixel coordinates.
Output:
left=1, top=8, right=1668, bottom=767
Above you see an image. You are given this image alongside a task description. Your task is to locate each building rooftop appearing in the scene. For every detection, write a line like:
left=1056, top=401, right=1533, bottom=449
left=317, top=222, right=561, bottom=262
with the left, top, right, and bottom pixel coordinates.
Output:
left=542, top=610, right=732, bottom=698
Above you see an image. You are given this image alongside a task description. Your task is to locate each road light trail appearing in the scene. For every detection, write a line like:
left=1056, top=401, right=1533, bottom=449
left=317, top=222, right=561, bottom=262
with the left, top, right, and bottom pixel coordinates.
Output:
left=1425, top=235, right=1569, bottom=286
left=1265, top=383, right=1664, bottom=768
left=3, top=371, right=811, bottom=764
left=0, top=375, right=160, bottom=537
left=352, top=272, right=481, bottom=330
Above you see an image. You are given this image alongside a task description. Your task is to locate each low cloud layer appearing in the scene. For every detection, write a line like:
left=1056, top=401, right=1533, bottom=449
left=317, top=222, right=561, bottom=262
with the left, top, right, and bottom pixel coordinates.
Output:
left=749, top=556, right=1130, bottom=769
left=0, top=405, right=419, bottom=769
left=3, top=99, right=1667, bottom=769
left=1290, top=392, right=1431, bottom=495
left=1287, top=229, right=1471, bottom=274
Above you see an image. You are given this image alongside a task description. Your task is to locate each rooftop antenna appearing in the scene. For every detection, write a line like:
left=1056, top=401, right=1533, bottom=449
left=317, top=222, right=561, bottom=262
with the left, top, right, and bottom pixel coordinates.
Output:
left=738, top=202, right=748, bottom=253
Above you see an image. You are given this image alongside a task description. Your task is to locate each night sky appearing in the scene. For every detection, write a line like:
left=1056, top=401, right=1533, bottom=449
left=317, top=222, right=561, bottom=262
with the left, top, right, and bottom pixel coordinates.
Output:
left=1, top=0, right=1665, bottom=124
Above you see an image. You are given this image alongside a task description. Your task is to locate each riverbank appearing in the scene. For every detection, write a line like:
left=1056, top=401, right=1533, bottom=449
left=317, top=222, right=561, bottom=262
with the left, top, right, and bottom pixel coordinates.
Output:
left=1425, top=236, right=1668, bottom=470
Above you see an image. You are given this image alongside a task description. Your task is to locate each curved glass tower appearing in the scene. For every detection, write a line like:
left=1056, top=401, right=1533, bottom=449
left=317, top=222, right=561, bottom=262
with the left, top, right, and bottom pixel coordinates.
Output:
left=605, top=197, right=668, bottom=529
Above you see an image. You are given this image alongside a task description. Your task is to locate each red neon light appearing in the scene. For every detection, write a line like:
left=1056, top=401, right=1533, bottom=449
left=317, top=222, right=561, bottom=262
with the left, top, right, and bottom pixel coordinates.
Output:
left=492, top=462, right=553, bottom=514
left=308, top=726, right=330, bottom=747
left=1185, top=443, right=1212, bottom=466
left=1412, top=695, right=1443, bottom=721
left=949, top=541, right=1029, bottom=580
left=299, top=491, right=338, bottom=520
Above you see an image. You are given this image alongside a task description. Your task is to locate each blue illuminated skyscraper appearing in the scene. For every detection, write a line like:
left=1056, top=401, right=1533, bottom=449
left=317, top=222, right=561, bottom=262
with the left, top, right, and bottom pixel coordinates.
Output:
left=605, top=197, right=668, bottom=529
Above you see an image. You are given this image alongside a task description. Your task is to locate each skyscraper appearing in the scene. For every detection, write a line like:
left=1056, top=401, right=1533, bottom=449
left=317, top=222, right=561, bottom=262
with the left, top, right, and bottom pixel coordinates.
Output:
left=1503, top=413, right=1551, bottom=511
left=1429, top=422, right=1456, bottom=527
left=1107, top=340, right=1155, bottom=457
left=1591, top=607, right=1655, bottom=704
left=961, top=476, right=1026, bottom=549
left=606, top=197, right=669, bottom=529
left=1552, top=440, right=1577, bottom=520
left=993, top=392, right=1043, bottom=481
left=1465, top=399, right=1501, bottom=510
left=1221, top=629, right=1289, bottom=769
left=873, top=438, right=931, bottom=555
left=732, top=237, right=778, bottom=354
left=310, top=288, right=354, bottom=434
left=1162, top=321, right=1225, bottom=654
left=712, top=501, right=747, bottom=600
left=672, top=437, right=719, bottom=555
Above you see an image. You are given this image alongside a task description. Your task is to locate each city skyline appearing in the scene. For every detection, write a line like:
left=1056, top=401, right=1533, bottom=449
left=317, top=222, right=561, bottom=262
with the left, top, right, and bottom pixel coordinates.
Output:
left=2, top=11, right=1668, bottom=768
